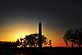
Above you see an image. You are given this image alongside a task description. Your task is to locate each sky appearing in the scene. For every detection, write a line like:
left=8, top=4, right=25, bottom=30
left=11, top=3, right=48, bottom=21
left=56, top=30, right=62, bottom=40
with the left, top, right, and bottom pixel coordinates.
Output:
left=0, top=0, right=81, bottom=47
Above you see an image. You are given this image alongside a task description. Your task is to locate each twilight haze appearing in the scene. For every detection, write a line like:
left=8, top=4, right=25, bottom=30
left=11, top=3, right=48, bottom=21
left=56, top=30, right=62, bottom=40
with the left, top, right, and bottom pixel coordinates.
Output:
left=0, top=0, right=81, bottom=47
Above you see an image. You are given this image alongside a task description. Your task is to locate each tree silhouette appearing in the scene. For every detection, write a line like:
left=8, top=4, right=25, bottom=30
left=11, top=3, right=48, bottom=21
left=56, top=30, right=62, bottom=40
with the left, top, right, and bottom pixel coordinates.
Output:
left=75, top=29, right=82, bottom=47
left=63, top=28, right=82, bottom=47
left=16, top=39, right=20, bottom=45
left=48, top=40, right=52, bottom=47
left=63, top=29, right=75, bottom=47
left=20, top=38, right=23, bottom=45
left=24, top=34, right=38, bottom=47
left=15, top=33, right=51, bottom=47
left=23, top=33, right=48, bottom=47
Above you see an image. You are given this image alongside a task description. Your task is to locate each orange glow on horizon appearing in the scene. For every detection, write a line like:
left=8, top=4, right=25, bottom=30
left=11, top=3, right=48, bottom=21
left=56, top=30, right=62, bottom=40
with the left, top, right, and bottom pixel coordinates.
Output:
left=0, top=22, right=66, bottom=47
left=0, top=22, right=37, bottom=41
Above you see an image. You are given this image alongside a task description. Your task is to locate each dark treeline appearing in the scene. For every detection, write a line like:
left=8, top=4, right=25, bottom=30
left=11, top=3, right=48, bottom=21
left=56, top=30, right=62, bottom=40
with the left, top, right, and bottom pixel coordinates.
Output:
left=0, top=33, right=52, bottom=49
left=0, top=41, right=17, bottom=49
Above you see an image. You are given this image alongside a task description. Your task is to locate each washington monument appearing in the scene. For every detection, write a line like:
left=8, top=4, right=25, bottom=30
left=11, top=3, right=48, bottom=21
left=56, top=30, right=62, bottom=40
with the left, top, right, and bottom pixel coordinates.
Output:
left=38, top=22, right=42, bottom=48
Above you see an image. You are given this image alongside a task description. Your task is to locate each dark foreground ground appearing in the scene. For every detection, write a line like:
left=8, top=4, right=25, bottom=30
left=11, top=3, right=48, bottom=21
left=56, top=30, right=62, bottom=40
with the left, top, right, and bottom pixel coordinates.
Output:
left=0, top=47, right=82, bottom=55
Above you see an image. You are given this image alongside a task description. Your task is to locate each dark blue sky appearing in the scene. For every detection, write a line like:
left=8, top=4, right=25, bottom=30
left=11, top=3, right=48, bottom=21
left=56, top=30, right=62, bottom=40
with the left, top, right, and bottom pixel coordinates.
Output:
left=0, top=0, right=81, bottom=30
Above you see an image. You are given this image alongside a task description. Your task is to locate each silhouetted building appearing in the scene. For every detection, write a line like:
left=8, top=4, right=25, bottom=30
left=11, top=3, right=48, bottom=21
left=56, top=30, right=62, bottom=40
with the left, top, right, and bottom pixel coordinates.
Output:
left=38, top=22, right=42, bottom=47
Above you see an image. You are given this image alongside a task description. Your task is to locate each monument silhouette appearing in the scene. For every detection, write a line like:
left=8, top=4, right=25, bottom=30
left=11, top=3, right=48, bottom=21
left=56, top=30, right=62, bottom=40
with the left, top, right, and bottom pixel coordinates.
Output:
left=38, top=22, right=42, bottom=48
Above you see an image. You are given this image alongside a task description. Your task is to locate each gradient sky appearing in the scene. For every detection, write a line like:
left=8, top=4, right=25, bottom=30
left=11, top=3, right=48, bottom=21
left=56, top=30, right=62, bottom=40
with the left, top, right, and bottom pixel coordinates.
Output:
left=0, top=0, right=81, bottom=47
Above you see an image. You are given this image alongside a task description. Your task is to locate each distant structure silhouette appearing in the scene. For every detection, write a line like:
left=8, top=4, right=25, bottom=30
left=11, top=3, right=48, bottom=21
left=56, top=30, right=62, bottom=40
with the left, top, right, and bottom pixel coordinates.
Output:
left=38, top=22, right=42, bottom=48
